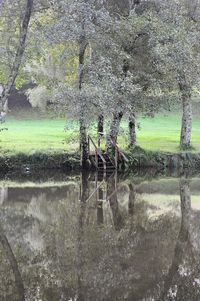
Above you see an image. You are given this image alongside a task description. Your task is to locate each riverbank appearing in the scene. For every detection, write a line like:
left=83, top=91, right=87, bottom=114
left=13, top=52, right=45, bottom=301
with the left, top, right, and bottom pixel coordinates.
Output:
left=128, top=147, right=200, bottom=170
left=0, top=152, right=80, bottom=173
left=0, top=114, right=200, bottom=173
left=1, top=148, right=200, bottom=174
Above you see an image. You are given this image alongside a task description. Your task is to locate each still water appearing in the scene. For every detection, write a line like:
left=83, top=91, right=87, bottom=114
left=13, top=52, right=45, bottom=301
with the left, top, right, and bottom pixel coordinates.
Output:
left=0, top=170, right=200, bottom=301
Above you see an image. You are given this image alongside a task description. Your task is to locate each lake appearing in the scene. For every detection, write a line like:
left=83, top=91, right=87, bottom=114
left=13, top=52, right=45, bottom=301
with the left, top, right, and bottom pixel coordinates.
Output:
left=0, top=170, right=200, bottom=301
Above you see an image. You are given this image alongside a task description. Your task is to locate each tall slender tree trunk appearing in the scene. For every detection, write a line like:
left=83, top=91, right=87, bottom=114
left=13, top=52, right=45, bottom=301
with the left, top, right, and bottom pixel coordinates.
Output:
left=179, top=83, right=192, bottom=150
left=106, top=111, right=123, bottom=152
left=0, top=0, right=33, bottom=114
left=105, top=50, right=127, bottom=152
left=97, top=114, right=104, bottom=147
left=79, top=112, right=89, bottom=168
left=128, top=113, right=136, bottom=149
left=78, top=25, right=89, bottom=168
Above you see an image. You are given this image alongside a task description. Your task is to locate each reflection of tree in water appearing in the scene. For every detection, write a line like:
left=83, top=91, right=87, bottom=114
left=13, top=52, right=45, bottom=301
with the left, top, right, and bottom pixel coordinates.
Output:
left=0, top=187, right=8, bottom=205
left=107, top=174, right=125, bottom=231
left=76, top=202, right=86, bottom=301
left=79, top=172, right=131, bottom=230
left=128, top=183, right=135, bottom=216
left=0, top=223, right=25, bottom=301
left=97, top=186, right=104, bottom=225
left=158, top=178, right=200, bottom=301
left=76, top=172, right=90, bottom=301
left=2, top=174, right=200, bottom=301
left=77, top=173, right=156, bottom=301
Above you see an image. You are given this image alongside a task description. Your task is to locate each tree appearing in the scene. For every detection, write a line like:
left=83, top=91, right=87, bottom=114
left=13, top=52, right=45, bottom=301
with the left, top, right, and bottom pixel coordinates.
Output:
left=24, top=0, right=164, bottom=157
left=146, top=0, right=200, bottom=149
left=25, top=0, right=116, bottom=166
left=104, top=0, right=172, bottom=150
left=0, top=0, right=34, bottom=118
left=25, top=0, right=142, bottom=161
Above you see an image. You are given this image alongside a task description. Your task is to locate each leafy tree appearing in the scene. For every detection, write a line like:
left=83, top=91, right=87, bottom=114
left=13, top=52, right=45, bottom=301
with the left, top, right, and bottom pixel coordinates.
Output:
left=0, top=0, right=34, bottom=120
left=25, top=0, right=141, bottom=161
left=146, top=0, right=200, bottom=149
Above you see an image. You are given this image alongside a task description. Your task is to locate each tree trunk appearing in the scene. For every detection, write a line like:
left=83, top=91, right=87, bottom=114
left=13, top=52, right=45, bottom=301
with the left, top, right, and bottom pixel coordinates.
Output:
left=78, top=25, right=89, bottom=168
left=106, top=111, right=123, bottom=152
left=0, top=0, right=33, bottom=114
left=80, top=171, right=90, bottom=202
left=79, top=113, right=89, bottom=168
left=128, top=113, right=136, bottom=149
left=97, top=114, right=104, bottom=147
left=180, top=84, right=192, bottom=149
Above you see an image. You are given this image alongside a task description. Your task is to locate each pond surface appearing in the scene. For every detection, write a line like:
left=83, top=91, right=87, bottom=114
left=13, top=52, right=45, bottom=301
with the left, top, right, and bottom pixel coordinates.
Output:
left=0, top=170, right=200, bottom=301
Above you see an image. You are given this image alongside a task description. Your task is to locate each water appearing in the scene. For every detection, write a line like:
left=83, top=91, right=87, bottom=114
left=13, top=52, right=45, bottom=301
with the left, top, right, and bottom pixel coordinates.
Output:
left=0, top=171, right=200, bottom=301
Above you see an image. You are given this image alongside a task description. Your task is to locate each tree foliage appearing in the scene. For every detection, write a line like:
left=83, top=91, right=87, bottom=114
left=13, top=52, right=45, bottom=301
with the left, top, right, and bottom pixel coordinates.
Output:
left=0, top=0, right=200, bottom=158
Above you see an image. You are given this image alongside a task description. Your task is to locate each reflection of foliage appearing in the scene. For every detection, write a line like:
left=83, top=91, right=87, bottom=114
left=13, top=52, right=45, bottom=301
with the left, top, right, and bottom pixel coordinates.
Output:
left=1, top=177, right=200, bottom=300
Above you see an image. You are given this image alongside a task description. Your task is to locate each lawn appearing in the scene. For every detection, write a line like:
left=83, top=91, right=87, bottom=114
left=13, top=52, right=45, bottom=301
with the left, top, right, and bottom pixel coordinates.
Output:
left=0, top=119, right=73, bottom=155
left=120, top=113, right=200, bottom=153
left=0, top=113, right=200, bottom=156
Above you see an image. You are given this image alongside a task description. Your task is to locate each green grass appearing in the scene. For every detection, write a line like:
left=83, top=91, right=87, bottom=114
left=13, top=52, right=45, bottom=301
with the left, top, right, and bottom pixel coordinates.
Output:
left=0, top=112, right=200, bottom=156
left=121, top=113, right=200, bottom=153
left=0, top=119, right=73, bottom=155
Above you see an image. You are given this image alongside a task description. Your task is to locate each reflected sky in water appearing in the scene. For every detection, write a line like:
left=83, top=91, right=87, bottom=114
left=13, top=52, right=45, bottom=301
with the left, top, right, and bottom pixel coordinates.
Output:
left=0, top=171, right=200, bottom=301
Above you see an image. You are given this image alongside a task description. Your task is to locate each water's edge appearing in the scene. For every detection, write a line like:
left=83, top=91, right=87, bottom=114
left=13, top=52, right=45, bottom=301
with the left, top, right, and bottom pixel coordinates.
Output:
left=0, top=150, right=200, bottom=173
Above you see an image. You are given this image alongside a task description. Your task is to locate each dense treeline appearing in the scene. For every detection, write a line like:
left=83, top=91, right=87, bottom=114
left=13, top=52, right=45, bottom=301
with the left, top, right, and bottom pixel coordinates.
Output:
left=0, top=0, right=199, bottom=166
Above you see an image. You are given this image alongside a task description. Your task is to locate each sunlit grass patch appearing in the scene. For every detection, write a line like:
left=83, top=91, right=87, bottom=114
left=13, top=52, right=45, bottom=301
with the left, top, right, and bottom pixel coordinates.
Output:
left=0, top=112, right=200, bottom=155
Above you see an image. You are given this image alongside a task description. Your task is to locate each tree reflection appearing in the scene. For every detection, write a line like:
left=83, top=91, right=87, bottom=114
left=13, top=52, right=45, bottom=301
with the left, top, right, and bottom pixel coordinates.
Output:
left=158, top=178, right=193, bottom=301
left=76, top=172, right=90, bottom=301
left=97, top=187, right=104, bottom=225
left=0, top=223, right=25, bottom=301
left=77, top=202, right=86, bottom=301
left=107, top=173, right=125, bottom=231
left=79, top=172, right=137, bottom=230
left=2, top=173, right=200, bottom=301
left=80, top=172, right=90, bottom=203
left=0, top=187, right=8, bottom=205
left=128, top=183, right=136, bottom=216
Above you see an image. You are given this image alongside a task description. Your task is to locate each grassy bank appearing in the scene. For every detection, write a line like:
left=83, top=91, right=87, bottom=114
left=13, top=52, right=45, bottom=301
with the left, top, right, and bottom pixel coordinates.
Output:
left=0, top=113, right=200, bottom=156
left=135, top=114, right=200, bottom=152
